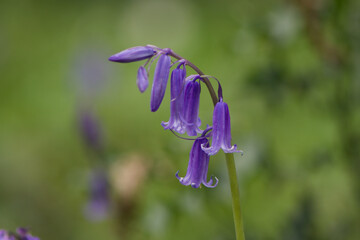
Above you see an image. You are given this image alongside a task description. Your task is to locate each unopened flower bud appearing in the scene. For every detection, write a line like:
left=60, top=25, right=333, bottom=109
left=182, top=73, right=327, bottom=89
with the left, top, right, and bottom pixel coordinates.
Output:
left=108, top=46, right=155, bottom=63
left=150, top=54, right=171, bottom=112
left=136, top=66, right=149, bottom=93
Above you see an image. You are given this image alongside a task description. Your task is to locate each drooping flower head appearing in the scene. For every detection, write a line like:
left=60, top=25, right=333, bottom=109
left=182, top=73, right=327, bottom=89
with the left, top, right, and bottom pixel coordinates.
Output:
left=161, top=61, right=187, bottom=133
left=176, top=133, right=218, bottom=188
left=201, top=98, right=241, bottom=155
left=181, top=75, right=202, bottom=136
left=150, top=53, right=171, bottom=112
left=108, top=45, right=242, bottom=190
left=108, top=46, right=155, bottom=63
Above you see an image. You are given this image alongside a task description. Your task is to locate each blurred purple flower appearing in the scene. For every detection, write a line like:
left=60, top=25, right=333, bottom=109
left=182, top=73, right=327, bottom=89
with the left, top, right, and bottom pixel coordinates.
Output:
left=161, top=62, right=187, bottom=133
left=0, top=228, right=40, bottom=240
left=0, top=230, right=15, bottom=240
left=16, top=228, right=40, bottom=240
left=84, top=169, right=110, bottom=221
left=176, top=137, right=218, bottom=188
left=109, top=46, right=155, bottom=63
left=201, top=98, right=241, bottom=155
left=73, top=50, right=107, bottom=101
left=150, top=54, right=171, bottom=112
left=137, top=66, right=149, bottom=93
left=78, top=110, right=102, bottom=151
left=181, top=76, right=202, bottom=136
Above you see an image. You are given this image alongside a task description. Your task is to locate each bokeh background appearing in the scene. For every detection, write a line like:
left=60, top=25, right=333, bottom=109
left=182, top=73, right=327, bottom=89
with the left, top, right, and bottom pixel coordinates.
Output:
left=0, top=0, right=359, bottom=239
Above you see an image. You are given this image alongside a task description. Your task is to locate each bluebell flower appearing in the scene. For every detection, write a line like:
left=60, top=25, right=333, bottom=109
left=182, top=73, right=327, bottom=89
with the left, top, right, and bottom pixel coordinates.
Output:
left=16, top=228, right=40, bottom=240
left=84, top=169, right=110, bottom=221
left=201, top=98, right=241, bottom=155
left=108, top=46, right=155, bottom=63
left=150, top=54, right=171, bottom=112
left=0, top=230, right=15, bottom=240
left=136, top=66, right=149, bottom=93
left=161, top=62, right=187, bottom=133
left=181, top=76, right=202, bottom=136
left=176, top=136, right=218, bottom=188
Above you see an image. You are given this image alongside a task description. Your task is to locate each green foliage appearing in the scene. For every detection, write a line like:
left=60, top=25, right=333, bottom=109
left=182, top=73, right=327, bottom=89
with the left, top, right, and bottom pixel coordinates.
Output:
left=0, top=0, right=359, bottom=239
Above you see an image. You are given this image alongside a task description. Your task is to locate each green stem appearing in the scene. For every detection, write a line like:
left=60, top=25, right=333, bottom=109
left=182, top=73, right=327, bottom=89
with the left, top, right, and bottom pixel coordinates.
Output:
left=226, top=153, right=245, bottom=240
left=169, top=49, right=245, bottom=240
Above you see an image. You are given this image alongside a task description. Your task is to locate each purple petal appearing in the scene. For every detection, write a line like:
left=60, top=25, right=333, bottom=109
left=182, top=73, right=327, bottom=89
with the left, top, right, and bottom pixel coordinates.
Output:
left=176, top=138, right=218, bottom=188
left=201, top=99, right=240, bottom=155
left=137, top=66, right=149, bottom=93
left=150, top=54, right=171, bottom=112
left=181, top=80, right=202, bottom=136
left=109, top=46, right=155, bottom=63
left=202, top=176, right=219, bottom=188
left=0, top=230, right=14, bottom=240
left=161, top=64, right=187, bottom=133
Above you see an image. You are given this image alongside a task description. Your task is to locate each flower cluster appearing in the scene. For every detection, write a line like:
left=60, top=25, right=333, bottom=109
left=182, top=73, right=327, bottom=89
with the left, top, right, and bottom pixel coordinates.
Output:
left=0, top=228, right=39, bottom=240
left=109, top=45, right=242, bottom=188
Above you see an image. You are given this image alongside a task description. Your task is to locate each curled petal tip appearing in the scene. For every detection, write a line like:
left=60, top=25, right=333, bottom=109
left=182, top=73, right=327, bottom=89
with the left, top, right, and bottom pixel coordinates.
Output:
left=223, top=144, right=242, bottom=154
left=203, top=176, right=219, bottom=188
left=175, top=171, right=182, bottom=180
left=191, top=182, right=200, bottom=188
left=161, top=121, right=167, bottom=128
left=201, top=143, right=217, bottom=156
left=211, top=177, right=219, bottom=188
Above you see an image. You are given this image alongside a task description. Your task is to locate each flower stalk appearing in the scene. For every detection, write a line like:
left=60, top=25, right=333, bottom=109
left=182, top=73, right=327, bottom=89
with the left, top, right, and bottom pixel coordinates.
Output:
left=109, top=45, right=245, bottom=240
left=226, top=153, right=245, bottom=240
left=168, top=48, right=245, bottom=240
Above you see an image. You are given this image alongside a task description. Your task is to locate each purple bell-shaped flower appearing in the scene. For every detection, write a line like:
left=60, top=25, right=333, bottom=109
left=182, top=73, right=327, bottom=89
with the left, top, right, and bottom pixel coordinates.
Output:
left=181, top=76, right=202, bottom=136
left=201, top=98, right=241, bottom=155
left=108, top=46, right=155, bottom=63
left=161, top=62, right=186, bottom=133
left=150, top=54, right=171, bottom=112
left=176, top=137, right=218, bottom=188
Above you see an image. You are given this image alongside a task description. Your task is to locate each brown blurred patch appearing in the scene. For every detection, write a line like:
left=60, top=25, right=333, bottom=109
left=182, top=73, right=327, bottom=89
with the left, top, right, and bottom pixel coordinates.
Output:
left=110, top=153, right=150, bottom=240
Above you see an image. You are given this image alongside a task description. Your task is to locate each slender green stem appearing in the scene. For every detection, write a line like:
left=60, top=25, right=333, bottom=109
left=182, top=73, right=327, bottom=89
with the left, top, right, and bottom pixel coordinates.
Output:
left=168, top=49, right=245, bottom=239
left=226, top=153, right=245, bottom=240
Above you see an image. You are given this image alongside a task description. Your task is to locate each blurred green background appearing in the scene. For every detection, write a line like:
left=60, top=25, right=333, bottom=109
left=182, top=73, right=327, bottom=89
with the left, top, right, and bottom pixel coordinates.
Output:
left=0, top=0, right=359, bottom=239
